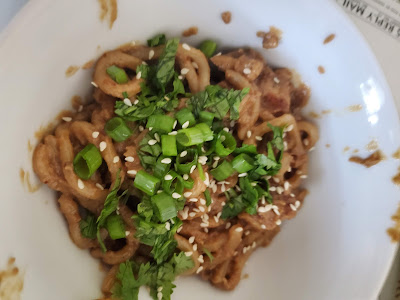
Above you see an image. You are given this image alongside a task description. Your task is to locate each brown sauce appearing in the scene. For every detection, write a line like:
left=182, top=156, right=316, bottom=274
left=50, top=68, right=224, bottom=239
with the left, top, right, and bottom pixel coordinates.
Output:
left=325, top=144, right=330, bottom=148
left=55, top=110, right=74, bottom=121
left=19, top=168, right=42, bottom=193
left=387, top=204, right=400, bottom=242
left=182, top=26, right=198, bottom=37
left=257, top=26, right=282, bottom=49
left=321, top=109, right=331, bottom=114
left=366, top=139, right=378, bottom=152
left=392, top=172, right=400, bottom=186
left=323, top=33, right=336, bottom=44
left=0, top=257, right=24, bottom=300
left=65, top=65, right=79, bottom=77
left=352, top=149, right=359, bottom=154
left=82, top=59, right=95, bottom=70
left=27, top=140, right=33, bottom=153
left=393, top=148, right=400, bottom=159
left=98, top=0, right=118, bottom=29
left=346, top=104, right=362, bottom=112
left=318, top=66, right=325, bottom=74
left=71, top=95, right=83, bottom=111
left=242, top=273, right=249, bottom=279
left=349, top=150, right=385, bottom=168
left=308, top=111, right=321, bottom=119
left=343, top=146, right=350, bottom=153
left=34, top=122, right=56, bottom=141
left=221, top=11, right=232, bottom=24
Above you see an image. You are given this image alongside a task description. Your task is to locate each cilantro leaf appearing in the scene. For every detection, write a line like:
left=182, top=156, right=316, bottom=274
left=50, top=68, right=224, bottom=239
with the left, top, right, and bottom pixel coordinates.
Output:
left=221, top=194, right=246, bottom=219
left=202, top=248, right=214, bottom=263
left=79, top=211, right=96, bottom=239
left=268, top=123, right=284, bottom=151
left=233, top=144, right=258, bottom=155
left=147, top=33, right=167, bottom=47
left=170, top=251, right=194, bottom=276
left=153, top=38, right=179, bottom=92
left=115, top=101, right=156, bottom=122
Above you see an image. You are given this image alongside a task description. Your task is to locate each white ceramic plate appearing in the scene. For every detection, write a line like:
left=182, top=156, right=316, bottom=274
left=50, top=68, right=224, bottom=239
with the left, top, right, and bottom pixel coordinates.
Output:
left=0, top=0, right=399, bottom=299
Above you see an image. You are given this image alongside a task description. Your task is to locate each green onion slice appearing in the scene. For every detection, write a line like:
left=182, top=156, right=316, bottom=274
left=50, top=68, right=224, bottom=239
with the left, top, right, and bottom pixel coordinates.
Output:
left=151, top=192, right=177, bottom=222
left=175, top=108, right=196, bottom=127
left=106, top=65, right=129, bottom=84
left=199, top=40, right=217, bottom=58
left=210, top=160, right=235, bottom=181
left=146, top=114, right=175, bottom=133
left=199, top=111, right=215, bottom=126
left=195, top=123, right=214, bottom=142
left=133, top=170, right=160, bottom=195
left=161, top=135, right=178, bottom=157
left=73, top=144, right=103, bottom=180
left=162, top=170, right=184, bottom=195
left=153, top=156, right=172, bottom=179
left=105, top=214, right=126, bottom=240
left=215, top=130, right=237, bottom=156
left=231, top=153, right=255, bottom=173
left=175, top=149, right=198, bottom=174
left=105, top=117, right=133, bottom=142
left=176, top=127, right=204, bottom=146
left=204, top=189, right=212, bottom=206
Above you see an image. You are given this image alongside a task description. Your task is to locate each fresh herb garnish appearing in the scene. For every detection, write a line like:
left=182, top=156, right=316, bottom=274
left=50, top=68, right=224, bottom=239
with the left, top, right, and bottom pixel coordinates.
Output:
left=147, top=33, right=167, bottom=47
left=79, top=211, right=96, bottom=239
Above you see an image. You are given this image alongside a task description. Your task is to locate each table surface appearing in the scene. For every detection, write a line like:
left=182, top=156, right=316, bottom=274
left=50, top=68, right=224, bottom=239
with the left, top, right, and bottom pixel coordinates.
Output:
left=0, top=1, right=398, bottom=299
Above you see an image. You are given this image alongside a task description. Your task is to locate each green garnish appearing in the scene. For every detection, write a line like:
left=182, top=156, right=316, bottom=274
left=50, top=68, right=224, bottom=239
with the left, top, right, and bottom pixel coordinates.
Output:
left=105, top=214, right=126, bottom=240
left=202, top=248, right=214, bottom=262
left=146, top=114, right=176, bottom=133
left=106, top=65, right=129, bottom=84
left=134, top=170, right=161, bottom=196
left=147, top=33, right=167, bottom=47
left=105, top=117, right=133, bottom=142
left=151, top=192, right=177, bottom=222
left=161, top=135, right=177, bottom=157
left=79, top=211, right=96, bottom=239
left=210, top=160, right=235, bottom=181
left=73, top=144, right=102, bottom=180
left=199, top=40, right=217, bottom=58
left=215, top=130, right=237, bottom=156
left=175, top=108, right=196, bottom=128
left=232, top=153, right=254, bottom=173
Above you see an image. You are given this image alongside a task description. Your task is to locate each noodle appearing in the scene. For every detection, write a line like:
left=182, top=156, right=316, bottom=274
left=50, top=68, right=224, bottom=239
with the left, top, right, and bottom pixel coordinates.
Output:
left=32, top=36, right=318, bottom=299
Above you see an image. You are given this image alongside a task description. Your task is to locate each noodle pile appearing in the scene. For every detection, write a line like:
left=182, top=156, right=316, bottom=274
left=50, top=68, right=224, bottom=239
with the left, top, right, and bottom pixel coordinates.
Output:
left=33, top=35, right=318, bottom=299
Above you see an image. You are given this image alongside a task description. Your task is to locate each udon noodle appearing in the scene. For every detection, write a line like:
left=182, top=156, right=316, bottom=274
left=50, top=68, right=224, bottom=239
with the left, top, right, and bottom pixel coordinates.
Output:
left=33, top=37, right=318, bottom=299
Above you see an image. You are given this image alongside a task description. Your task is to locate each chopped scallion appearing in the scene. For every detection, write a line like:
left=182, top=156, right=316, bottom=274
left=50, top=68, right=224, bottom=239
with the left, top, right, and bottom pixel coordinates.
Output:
left=105, top=117, right=133, bottom=142
left=215, top=130, right=237, bottom=156
left=146, top=115, right=175, bottom=133
left=105, top=214, right=126, bottom=240
left=210, top=160, right=235, bottom=181
left=199, top=40, right=217, bottom=58
left=106, top=65, right=129, bottom=84
left=232, top=153, right=255, bottom=173
left=134, top=170, right=160, bottom=195
left=175, top=108, right=196, bottom=127
left=151, top=192, right=177, bottom=222
left=161, top=135, right=177, bottom=156
left=73, top=144, right=102, bottom=180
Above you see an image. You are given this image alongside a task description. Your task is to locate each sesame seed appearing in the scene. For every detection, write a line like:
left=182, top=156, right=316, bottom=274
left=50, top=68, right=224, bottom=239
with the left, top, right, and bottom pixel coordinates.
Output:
left=189, top=212, right=196, bottom=217
left=284, top=141, right=288, bottom=150
left=136, top=71, right=142, bottom=79
left=157, top=292, right=162, bottom=300
left=221, top=201, right=226, bottom=206
left=149, top=50, right=155, bottom=59
left=99, top=141, right=107, bottom=152
left=62, top=117, right=72, bottom=122
left=182, top=192, right=191, bottom=198
left=215, top=52, right=222, bottom=56
left=78, top=105, right=83, bottom=112
left=300, top=175, right=308, bottom=179
left=148, top=139, right=157, bottom=145
left=212, top=161, right=218, bottom=168
left=157, top=190, right=163, bottom=194
left=198, top=156, right=208, bottom=165
left=286, top=124, right=294, bottom=132
left=243, top=248, right=247, bottom=254
left=190, top=165, right=196, bottom=174
left=309, top=146, right=315, bottom=152
left=182, top=121, right=190, bottom=128
left=276, top=219, right=282, bottom=226
left=194, top=208, right=200, bottom=213
left=255, top=136, right=263, bottom=141
left=264, top=204, right=273, bottom=212
left=173, top=120, right=177, bottom=129
left=198, top=255, right=204, bottom=263
left=243, top=68, right=251, bottom=74
left=214, top=156, right=220, bottom=161
left=220, top=135, right=226, bottom=142
left=181, top=68, right=190, bottom=75
left=182, top=43, right=191, bottom=50
left=290, top=203, right=297, bottom=211
left=284, top=181, right=290, bottom=190
left=91, top=81, right=98, bottom=88
left=180, top=150, right=188, bottom=158
left=235, top=227, right=243, bottom=232
left=96, top=183, right=104, bottom=190
left=295, top=200, right=301, bottom=208
left=223, top=127, right=229, bottom=132
left=269, top=186, right=276, bottom=192
left=157, top=286, right=163, bottom=292
left=177, top=226, right=183, bottom=233
left=196, top=266, right=203, bottom=274
left=133, top=99, right=139, bottom=105
left=154, top=133, right=160, bottom=142
left=149, top=127, right=153, bottom=131
left=200, top=198, right=206, bottom=205
left=125, top=156, right=134, bottom=162
left=245, top=230, right=251, bottom=236
left=276, top=187, right=284, bottom=194
left=273, top=77, right=280, bottom=84
left=225, top=222, right=231, bottom=229
left=185, top=251, right=193, bottom=257
left=161, top=158, right=172, bottom=164
left=290, top=193, right=295, bottom=197
left=77, top=179, right=85, bottom=190
left=165, top=222, right=171, bottom=230
left=251, top=182, right=257, bottom=187
left=236, top=185, right=241, bottom=192
left=142, top=61, right=147, bottom=65
left=238, top=173, right=248, bottom=177
left=113, top=156, right=120, bottom=163
left=273, top=177, right=280, bottom=183
left=198, top=206, right=204, bottom=213
left=221, top=184, right=226, bottom=192
left=131, top=40, right=136, bottom=45
left=258, top=207, right=266, bottom=213
left=164, top=96, right=170, bottom=101
left=193, top=244, right=198, bottom=251
left=200, top=222, right=208, bottom=228
left=164, top=174, right=173, bottom=180
left=172, top=192, right=181, bottom=199
left=168, top=131, right=178, bottom=135
left=183, top=174, right=189, bottom=180
left=127, top=170, right=137, bottom=175
left=230, top=120, right=235, bottom=127
left=272, top=206, right=280, bottom=216
left=261, top=224, right=267, bottom=229
left=139, top=125, right=144, bottom=132
left=178, top=75, right=183, bottom=80
left=192, top=61, right=199, bottom=69
left=247, top=130, right=252, bottom=138
left=212, top=185, right=217, bottom=193
left=123, top=98, right=132, bottom=106
left=189, top=198, right=198, bottom=202
left=125, top=231, right=130, bottom=236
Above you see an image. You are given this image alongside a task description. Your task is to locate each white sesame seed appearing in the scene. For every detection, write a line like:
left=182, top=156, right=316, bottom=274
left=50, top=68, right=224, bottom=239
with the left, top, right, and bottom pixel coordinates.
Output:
left=157, top=292, right=162, bottom=300
left=230, top=120, right=236, bottom=127
left=148, top=139, right=157, bottom=145
left=91, top=81, right=98, bottom=88
left=284, top=181, right=290, bottom=190
left=154, top=133, right=160, bottom=142
left=149, top=127, right=153, bottom=131
left=273, top=77, right=280, bottom=84
left=225, top=222, right=231, bottom=229
left=77, top=179, right=85, bottom=190
left=173, top=120, right=178, bottom=129
left=196, top=266, right=203, bottom=274
left=300, top=175, right=308, bottom=179
left=164, top=96, right=170, bottom=101
left=309, top=146, right=316, bottom=152
left=199, top=206, right=205, bottom=212
left=165, top=222, right=171, bottom=230
left=96, top=183, right=104, bottom=190
left=198, top=156, right=208, bottom=165
left=139, top=125, right=144, bottom=132
left=189, top=198, right=198, bottom=202
left=221, top=184, right=226, bottom=192
left=127, top=170, right=137, bottom=175
left=177, top=226, right=183, bottom=233
left=290, top=203, right=297, bottom=211
left=182, top=121, right=190, bottom=128
left=200, top=198, right=206, bottom=205
left=113, top=156, right=120, bottom=163
left=149, top=50, right=155, bottom=59
left=125, top=156, right=134, bottom=162
left=236, top=185, right=241, bottom=192
left=212, top=161, right=218, bottom=168
left=99, top=141, right=107, bottom=152
left=276, top=219, right=282, bottom=225
left=164, top=174, right=173, bottom=181
left=273, top=177, right=280, bottom=183
left=276, top=186, right=284, bottom=194
left=62, top=117, right=72, bottom=122
left=251, top=182, right=257, bottom=187
left=133, top=99, right=139, bottom=105
left=261, top=224, right=267, bottom=229
left=183, top=174, right=189, bottom=180
left=295, top=200, right=301, bottom=208
left=223, top=127, right=229, bottom=132
left=157, top=286, right=163, bottom=292
left=258, top=207, right=266, bottom=213
left=136, top=71, right=142, bottom=79
left=125, top=231, right=131, bottom=236
left=245, top=230, right=251, bottom=236
left=247, top=130, right=252, bottom=138
left=264, top=204, right=273, bottom=212
left=198, top=255, right=204, bottom=263
left=181, top=68, right=190, bottom=75
left=213, top=156, right=220, bottom=161
left=185, top=251, right=193, bottom=257
left=180, top=150, right=188, bottom=158
left=182, top=43, right=191, bottom=50
left=272, top=206, right=280, bottom=216
left=220, top=135, right=226, bottom=142
left=243, top=248, right=247, bottom=254
left=157, top=190, right=163, bottom=194
left=184, top=191, right=192, bottom=197
left=131, top=40, right=136, bottom=46
left=243, top=68, right=251, bottom=74
left=190, top=165, right=196, bottom=174
left=161, top=158, right=172, bottom=164
left=290, top=193, right=295, bottom=197
left=172, top=192, right=181, bottom=199
left=123, top=98, right=132, bottom=106
left=269, top=186, right=276, bottom=192
left=235, top=227, right=243, bottom=232
left=215, top=52, right=222, bottom=56
left=192, top=61, right=199, bottom=69
left=78, top=105, right=83, bottom=112
left=168, top=131, right=178, bottom=136
left=200, top=222, right=208, bottom=228
left=193, top=244, right=198, bottom=251
left=194, top=208, right=200, bottom=213
left=142, top=61, right=147, bottom=65
left=221, top=201, right=226, bottom=206
left=212, top=185, right=217, bottom=193
left=255, top=136, right=263, bottom=141
left=238, top=173, right=248, bottom=177
left=178, top=75, right=183, bottom=80
left=286, top=124, right=294, bottom=132
left=189, top=212, right=196, bottom=217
